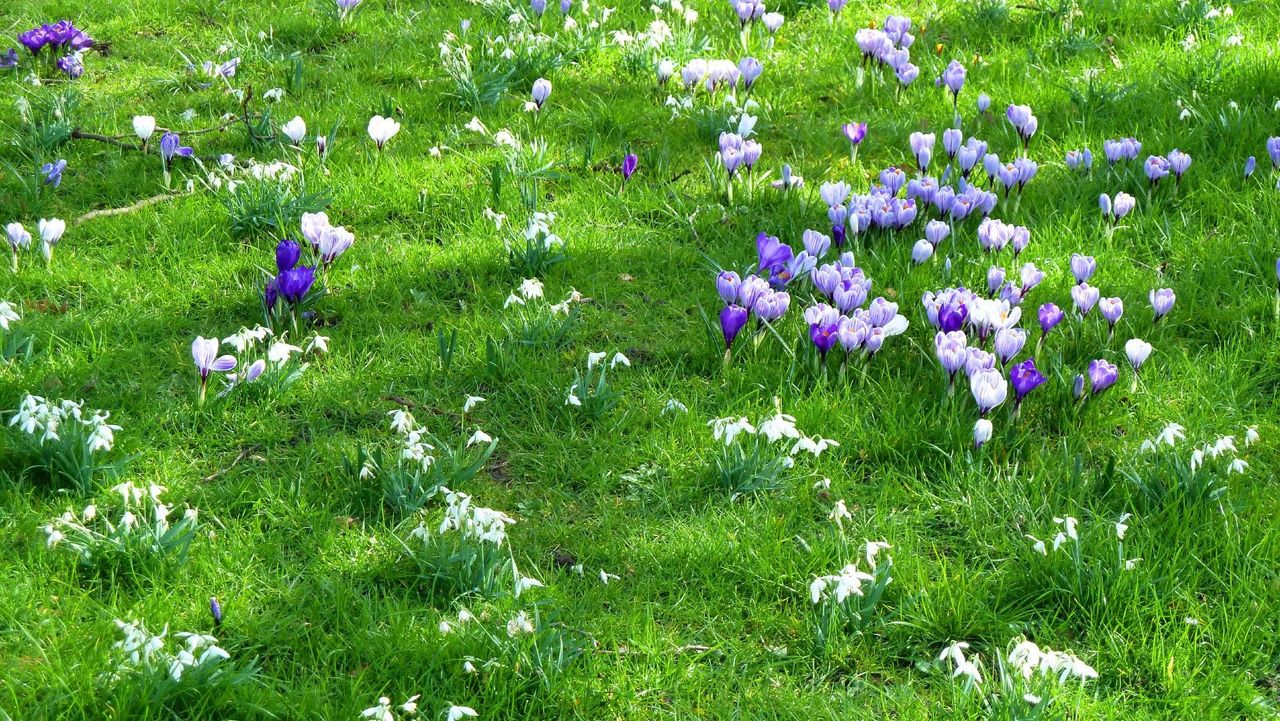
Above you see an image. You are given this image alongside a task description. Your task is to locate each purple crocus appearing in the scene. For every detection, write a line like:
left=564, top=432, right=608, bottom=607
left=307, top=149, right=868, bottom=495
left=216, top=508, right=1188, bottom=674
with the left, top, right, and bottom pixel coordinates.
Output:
left=276, top=239, right=301, bottom=273
left=941, top=60, right=966, bottom=103
left=1099, top=297, right=1124, bottom=334
left=1071, top=283, right=1100, bottom=317
left=56, top=53, right=84, bottom=79
left=755, top=291, right=790, bottom=322
left=976, top=92, right=991, bottom=114
left=1267, top=137, right=1280, bottom=169
left=18, top=28, right=48, bottom=56
left=531, top=0, right=548, bottom=15
left=210, top=596, right=223, bottom=626
left=756, top=232, right=793, bottom=282
left=939, top=302, right=968, bottom=333
left=993, top=327, right=1026, bottom=365
left=192, top=336, right=236, bottom=404
left=1167, top=149, right=1191, bottom=182
left=720, top=304, right=749, bottom=350
left=842, top=122, right=867, bottom=146
left=1010, top=358, right=1046, bottom=409
left=935, top=331, right=968, bottom=386
left=1244, top=156, right=1257, bottom=179
left=41, top=159, right=66, bottom=188
left=738, top=275, right=770, bottom=311
left=277, top=265, right=316, bottom=304
left=160, top=132, right=194, bottom=164
left=1150, top=288, right=1175, bottom=323
left=809, top=321, right=841, bottom=358
left=738, top=57, right=763, bottom=92
left=1070, top=254, right=1096, bottom=284
left=1087, top=359, right=1119, bottom=396
left=0, top=49, right=17, bottom=70
left=621, top=153, right=638, bottom=184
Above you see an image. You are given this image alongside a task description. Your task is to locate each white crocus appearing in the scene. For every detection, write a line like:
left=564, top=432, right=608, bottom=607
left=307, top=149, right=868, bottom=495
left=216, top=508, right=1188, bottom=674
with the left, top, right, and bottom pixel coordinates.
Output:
left=133, top=115, right=156, bottom=142
left=367, top=115, right=401, bottom=150
left=280, top=116, right=307, bottom=144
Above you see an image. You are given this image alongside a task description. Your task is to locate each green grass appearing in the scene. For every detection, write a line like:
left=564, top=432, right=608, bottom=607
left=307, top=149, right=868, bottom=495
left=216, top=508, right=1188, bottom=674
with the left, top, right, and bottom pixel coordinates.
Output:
left=1, top=0, right=1279, bottom=718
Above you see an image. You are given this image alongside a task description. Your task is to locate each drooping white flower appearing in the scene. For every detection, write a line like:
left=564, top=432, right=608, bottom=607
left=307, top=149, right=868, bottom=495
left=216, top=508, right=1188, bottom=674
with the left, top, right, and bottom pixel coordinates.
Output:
left=280, top=116, right=307, bottom=144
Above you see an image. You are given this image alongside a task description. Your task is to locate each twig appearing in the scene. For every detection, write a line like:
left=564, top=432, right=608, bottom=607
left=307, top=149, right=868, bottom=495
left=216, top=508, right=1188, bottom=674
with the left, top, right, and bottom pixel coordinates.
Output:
left=69, top=128, right=142, bottom=151
left=202, top=445, right=263, bottom=483
left=74, top=193, right=183, bottom=224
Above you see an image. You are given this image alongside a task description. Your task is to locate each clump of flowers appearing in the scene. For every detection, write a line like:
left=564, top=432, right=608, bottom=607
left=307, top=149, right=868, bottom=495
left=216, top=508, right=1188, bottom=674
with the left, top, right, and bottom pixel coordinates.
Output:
left=1126, top=422, right=1257, bottom=507
left=809, top=541, right=893, bottom=647
left=191, top=327, right=327, bottom=406
left=406, top=485, right=540, bottom=598
left=506, top=211, right=566, bottom=277
left=44, top=482, right=200, bottom=571
left=502, top=277, right=586, bottom=347
left=207, top=157, right=331, bottom=242
left=0, top=299, right=32, bottom=361
left=8, top=395, right=124, bottom=491
left=937, top=637, right=1098, bottom=716
left=17, top=20, right=95, bottom=79
left=348, top=399, right=498, bottom=516
left=102, top=620, right=257, bottom=697
left=709, top=405, right=838, bottom=496
left=565, top=351, right=630, bottom=420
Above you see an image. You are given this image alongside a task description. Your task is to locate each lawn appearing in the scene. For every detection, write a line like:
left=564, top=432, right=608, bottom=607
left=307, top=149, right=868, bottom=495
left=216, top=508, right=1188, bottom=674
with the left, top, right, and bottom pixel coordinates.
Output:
left=0, top=0, right=1278, bottom=718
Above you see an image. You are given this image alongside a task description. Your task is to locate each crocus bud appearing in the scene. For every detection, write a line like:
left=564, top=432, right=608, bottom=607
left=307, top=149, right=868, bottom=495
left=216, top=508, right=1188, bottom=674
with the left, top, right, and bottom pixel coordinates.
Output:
left=210, top=596, right=223, bottom=626
left=973, top=419, right=993, bottom=449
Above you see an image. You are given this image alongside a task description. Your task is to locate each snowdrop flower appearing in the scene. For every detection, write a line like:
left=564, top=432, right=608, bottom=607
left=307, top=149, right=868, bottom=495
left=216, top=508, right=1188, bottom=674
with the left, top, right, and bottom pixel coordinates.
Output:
left=600, top=569, right=620, bottom=584
left=791, top=436, right=839, bottom=456
left=709, top=417, right=755, bottom=445
left=367, top=115, right=400, bottom=150
left=465, top=116, right=488, bottom=135
left=506, top=611, right=534, bottom=636
left=1115, top=513, right=1131, bottom=540
left=758, top=413, right=800, bottom=443
left=132, top=115, right=156, bottom=142
left=565, top=392, right=581, bottom=406
left=828, top=499, right=852, bottom=528
left=1156, top=422, right=1186, bottom=447
left=463, top=395, right=485, bottom=413
left=466, top=430, right=493, bottom=447
left=362, top=698, right=394, bottom=721
left=1228, top=458, right=1248, bottom=474
left=280, top=116, right=306, bottom=145
left=662, top=399, right=688, bottom=415
left=263, top=87, right=285, bottom=101
left=0, top=302, right=19, bottom=330
left=447, top=707, right=479, bottom=721
left=1245, top=426, right=1258, bottom=446
left=267, top=341, right=303, bottom=365
left=1026, top=534, right=1047, bottom=555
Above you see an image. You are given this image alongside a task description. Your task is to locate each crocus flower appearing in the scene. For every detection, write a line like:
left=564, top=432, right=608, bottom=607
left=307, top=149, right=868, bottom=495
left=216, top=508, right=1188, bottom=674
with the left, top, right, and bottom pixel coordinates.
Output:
left=987, top=266, right=1006, bottom=297
left=809, top=321, right=840, bottom=358
left=738, top=57, right=763, bottom=91
left=910, top=132, right=935, bottom=173
left=281, top=116, right=307, bottom=145
left=1099, top=297, right=1124, bottom=332
left=738, top=275, right=770, bottom=311
left=720, top=305, right=749, bottom=350
left=38, top=217, right=65, bottom=253
left=993, top=327, right=1026, bottom=365
left=337, top=0, right=363, bottom=18
left=1150, top=288, right=1175, bottom=323
left=160, top=132, right=193, bottom=164
left=1070, top=254, right=1096, bottom=284
left=755, top=291, right=790, bottom=322
left=317, top=226, right=355, bottom=266
left=1167, top=149, right=1191, bottom=182
left=1086, top=359, right=1119, bottom=396
left=925, top=220, right=949, bottom=247
left=1112, top=192, right=1136, bottom=220
left=1019, top=263, right=1044, bottom=294
left=828, top=0, right=848, bottom=17
left=5, top=222, right=30, bottom=271
left=756, top=232, right=793, bottom=281
left=1144, top=155, right=1170, bottom=185
left=133, top=115, right=156, bottom=143
left=969, top=368, right=1008, bottom=416
left=802, top=230, right=830, bottom=258
left=276, top=239, right=301, bottom=273
left=939, top=302, right=968, bottom=333
left=531, top=78, right=552, bottom=109
left=621, top=153, right=638, bottom=184
left=842, top=122, right=867, bottom=147
left=0, top=48, right=17, bottom=69
left=1244, top=156, right=1257, bottom=179
left=772, top=163, right=803, bottom=191
left=531, top=0, right=547, bottom=15
left=19, top=28, right=48, bottom=56
left=912, top=239, right=934, bottom=264
left=935, top=331, right=968, bottom=384
left=1125, top=338, right=1152, bottom=373
left=716, top=271, right=741, bottom=304
left=56, top=53, right=84, bottom=79
left=1267, top=137, right=1280, bottom=169
left=763, top=12, right=784, bottom=32
left=210, top=597, right=223, bottom=626
left=367, top=115, right=400, bottom=150
left=941, top=60, right=965, bottom=103
left=656, top=59, right=674, bottom=85
left=973, top=419, right=993, bottom=449
left=1010, top=358, right=1046, bottom=407
left=192, top=336, right=236, bottom=403
left=1071, top=283, right=1100, bottom=316
left=895, top=62, right=919, bottom=86
left=41, top=159, right=66, bottom=188
left=277, top=265, right=316, bottom=304
left=976, top=93, right=991, bottom=114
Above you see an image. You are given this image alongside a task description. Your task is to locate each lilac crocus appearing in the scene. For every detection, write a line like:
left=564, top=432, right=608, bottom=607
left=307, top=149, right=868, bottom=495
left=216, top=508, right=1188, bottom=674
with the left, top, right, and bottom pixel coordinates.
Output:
left=1244, top=156, right=1257, bottom=179
left=1267, top=137, right=1280, bottom=169
left=941, top=60, right=965, bottom=103
left=909, top=132, right=935, bottom=173
left=531, top=0, right=547, bottom=15
left=1020, top=263, right=1044, bottom=294
left=1167, top=149, right=1191, bottom=182
left=755, top=291, right=790, bottom=322
left=1099, top=297, right=1124, bottom=334
left=912, top=239, right=934, bottom=264
left=0, top=49, right=17, bottom=70
left=160, top=132, right=194, bottom=164
left=1038, top=303, right=1063, bottom=335
left=828, top=0, right=848, bottom=18
left=41, top=159, right=66, bottom=188
left=970, top=368, right=1008, bottom=416
left=56, top=53, right=83, bottom=79
left=276, top=239, right=301, bottom=273
left=986, top=266, right=1006, bottom=297
left=842, top=122, right=867, bottom=146
left=738, top=57, right=763, bottom=92
left=1144, top=155, right=1170, bottom=186
left=1070, top=254, right=1096, bottom=284
left=1072, top=283, right=1100, bottom=317
left=756, top=232, right=793, bottom=281
left=716, top=271, right=741, bottom=304
left=925, top=220, right=949, bottom=247
left=1086, top=359, right=1119, bottom=396
left=531, top=78, right=552, bottom=109
left=993, top=327, right=1026, bottom=365
left=1150, top=288, right=1175, bottom=323
left=802, top=230, right=831, bottom=259
left=974, top=419, right=993, bottom=449
left=720, top=305, right=749, bottom=350
left=1010, top=358, right=1046, bottom=409
left=942, top=129, right=962, bottom=161
left=935, top=331, right=968, bottom=385
left=738, top=275, right=770, bottom=311
left=192, top=336, right=236, bottom=403
left=976, top=93, right=991, bottom=114
left=317, top=226, right=354, bottom=266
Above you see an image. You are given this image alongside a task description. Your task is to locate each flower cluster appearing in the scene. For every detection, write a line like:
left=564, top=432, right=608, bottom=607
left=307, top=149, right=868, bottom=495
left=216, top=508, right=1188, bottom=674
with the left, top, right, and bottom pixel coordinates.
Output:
left=507, top=211, right=567, bottom=276
left=854, top=15, right=919, bottom=88
left=809, top=541, right=893, bottom=643
left=17, top=20, right=95, bottom=79
left=191, top=327, right=327, bottom=405
left=709, top=409, right=838, bottom=495
left=44, top=482, right=200, bottom=568
left=105, top=620, right=244, bottom=686
left=939, top=637, right=1097, bottom=713
left=5, top=218, right=66, bottom=270
left=8, top=395, right=123, bottom=491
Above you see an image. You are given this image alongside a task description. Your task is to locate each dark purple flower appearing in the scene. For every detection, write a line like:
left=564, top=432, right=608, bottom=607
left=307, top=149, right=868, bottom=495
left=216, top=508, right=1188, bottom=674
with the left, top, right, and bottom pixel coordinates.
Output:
left=264, top=277, right=280, bottom=309
left=1038, top=303, right=1063, bottom=335
left=720, top=304, right=749, bottom=349
left=938, top=302, right=968, bottom=333
left=621, top=153, right=638, bottom=182
left=809, top=322, right=840, bottom=358
left=0, top=48, right=17, bottom=69
left=276, top=239, right=302, bottom=273
left=277, top=265, right=316, bottom=304
left=18, top=28, right=48, bottom=55
left=210, top=596, right=223, bottom=626
left=41, top=159, right=66, bottom=188
left=756, top=232, right=793, bottom=278
left=1010, top=358, right=1046, bottom=405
